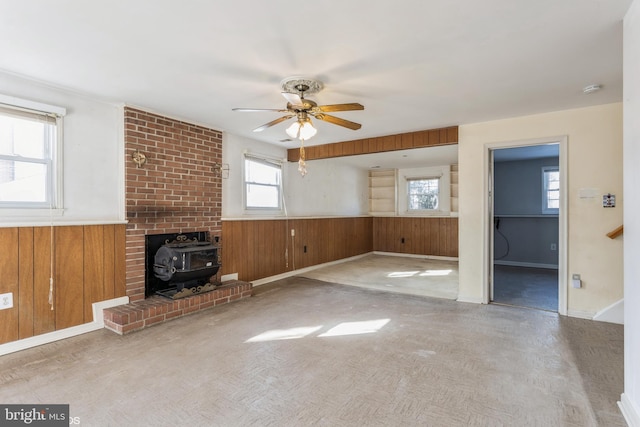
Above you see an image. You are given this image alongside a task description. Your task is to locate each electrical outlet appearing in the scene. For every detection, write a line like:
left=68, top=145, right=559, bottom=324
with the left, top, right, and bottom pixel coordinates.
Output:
left=551, top=243, right=557, bottom=251
left=290, top=229, right=295, bottom=237
left=0, top=292, right=13, bottom=310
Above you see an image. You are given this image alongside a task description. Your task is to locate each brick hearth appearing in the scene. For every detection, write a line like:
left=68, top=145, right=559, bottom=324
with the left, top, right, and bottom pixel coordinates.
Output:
left=103, top=280, right=252, bottom=335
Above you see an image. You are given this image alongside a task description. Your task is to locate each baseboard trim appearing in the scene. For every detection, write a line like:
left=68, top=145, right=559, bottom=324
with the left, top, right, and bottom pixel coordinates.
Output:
left=619, top=393, right=640, bottom=427
left=251, top=253, right=372, bottom=287
left=373, top=251, right=458, bottom=262
left=567, top=309, right=596, bottom=320
left=221, top=273, right=239, bottom=282
left=0, top=296, right=129, bottom=357
left=251, top=251, right=458, bottom=287
left=456, top=295, right=484, bottom=304
left=494, top=260, right=558, bottom=270
left=592, top=299, right=624, bottom=324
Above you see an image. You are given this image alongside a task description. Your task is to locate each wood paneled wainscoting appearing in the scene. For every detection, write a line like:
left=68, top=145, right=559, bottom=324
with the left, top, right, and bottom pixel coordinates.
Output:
left=0, top=224, right=126, bottom=345
left=222, top=217, right=374, bottom=282
left=373, top=217, right=458, bottom=257
left=221, top=216, right=459, bottom=282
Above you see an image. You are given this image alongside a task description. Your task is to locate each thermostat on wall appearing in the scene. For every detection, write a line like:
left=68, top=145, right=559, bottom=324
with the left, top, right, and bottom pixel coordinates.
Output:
left=603, top=194, right=616, bottom=208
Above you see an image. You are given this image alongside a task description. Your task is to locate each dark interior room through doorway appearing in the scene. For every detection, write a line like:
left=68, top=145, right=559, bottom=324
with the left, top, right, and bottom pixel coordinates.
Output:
left=491, top=144, right=560, bottom=311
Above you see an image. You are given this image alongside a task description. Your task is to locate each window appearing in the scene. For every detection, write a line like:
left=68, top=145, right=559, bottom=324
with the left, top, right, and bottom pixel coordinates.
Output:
left=542, top=166, right=559, bottom=214
left=396, top=166, right=450, bottom=215
left=407, top=177, right=439, bottom=211
left=0, top=97, right=64, bottom=209
left=244, top=154, right=282, bottom=210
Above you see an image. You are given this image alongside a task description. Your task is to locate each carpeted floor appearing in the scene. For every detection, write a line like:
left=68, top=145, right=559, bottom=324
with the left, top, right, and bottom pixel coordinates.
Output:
left=305, top=255, right=559, bottom=314
left=493, top=265, right=558, bottom=311
left=0, top=277, right=624, bottom=426
left=301, top=254, right=458, bottom=300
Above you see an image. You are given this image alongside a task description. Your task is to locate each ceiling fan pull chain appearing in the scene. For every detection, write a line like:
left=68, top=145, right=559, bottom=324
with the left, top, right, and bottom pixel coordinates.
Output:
left=298, top=139, right=307, bottom=177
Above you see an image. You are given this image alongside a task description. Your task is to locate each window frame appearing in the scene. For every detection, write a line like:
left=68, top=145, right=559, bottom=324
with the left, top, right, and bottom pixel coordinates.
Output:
left=243, top=153, right=283, bottom=212
left=542, top=165, right=559, bottom=214
left=406, top=176, right=440, bottom=212
left=396, top=165, right=451, bottom=216
left=0, top=94, right=65, bottom=211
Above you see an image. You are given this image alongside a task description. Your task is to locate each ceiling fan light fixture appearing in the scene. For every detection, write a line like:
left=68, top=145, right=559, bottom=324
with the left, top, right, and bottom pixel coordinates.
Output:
left=285, top=121, right=301, bottom=139
left=286, top=118, right=317, bottom=140
left=299, top=118, right=317, bottom=140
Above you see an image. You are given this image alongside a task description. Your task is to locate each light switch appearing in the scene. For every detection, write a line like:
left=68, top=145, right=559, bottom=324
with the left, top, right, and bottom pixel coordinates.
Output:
left=572, top=274, right=582, bottom=289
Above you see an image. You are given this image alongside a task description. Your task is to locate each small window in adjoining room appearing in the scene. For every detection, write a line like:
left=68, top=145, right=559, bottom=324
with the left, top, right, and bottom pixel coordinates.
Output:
left=0, top=99, right=64, bottom=209
left=244, top=154, right=282, bottom=210
left=407, top=177, right=439, bottom=211
left=542, top=166, right=560, bottom=214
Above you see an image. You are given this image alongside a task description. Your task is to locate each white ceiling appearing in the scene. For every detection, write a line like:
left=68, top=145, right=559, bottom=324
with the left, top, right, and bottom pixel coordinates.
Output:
left=0, top=0, right=631, bottom=156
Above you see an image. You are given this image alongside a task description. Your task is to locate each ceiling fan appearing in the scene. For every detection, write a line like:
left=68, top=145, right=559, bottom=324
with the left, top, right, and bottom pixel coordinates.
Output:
left=232, top=78, right=364, bottom=140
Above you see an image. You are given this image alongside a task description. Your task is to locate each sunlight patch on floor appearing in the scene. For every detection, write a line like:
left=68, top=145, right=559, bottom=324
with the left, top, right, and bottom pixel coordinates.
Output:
left=387, top=269, right=452, bottom=278
left=245, top=319, right=391, bottom=342
left=387, top=271, right=420, bottom=278
left=318, top=319, right=390, bottom=337
left=419, top=269, right=453, bottom=276
left=245, top=326, right=323, bottom=343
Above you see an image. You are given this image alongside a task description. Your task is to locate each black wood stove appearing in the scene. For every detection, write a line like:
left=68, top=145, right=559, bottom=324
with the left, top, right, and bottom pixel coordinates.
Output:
left=145, top=231, right=220, bottom=299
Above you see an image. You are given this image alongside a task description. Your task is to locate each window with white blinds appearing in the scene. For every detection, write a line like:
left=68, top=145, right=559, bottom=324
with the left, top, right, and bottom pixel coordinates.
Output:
left=0, top=98, right=64, bottom=208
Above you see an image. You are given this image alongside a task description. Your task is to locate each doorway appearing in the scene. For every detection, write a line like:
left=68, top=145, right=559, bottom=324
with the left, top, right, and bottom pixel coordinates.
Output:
left=486, top=138, right=567, bottom=314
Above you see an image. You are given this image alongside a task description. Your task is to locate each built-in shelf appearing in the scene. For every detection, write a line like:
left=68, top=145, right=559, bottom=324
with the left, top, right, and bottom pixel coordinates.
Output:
left=369, top=169, right=396, bottom=215
left=450, top=164, right=458, bottom=213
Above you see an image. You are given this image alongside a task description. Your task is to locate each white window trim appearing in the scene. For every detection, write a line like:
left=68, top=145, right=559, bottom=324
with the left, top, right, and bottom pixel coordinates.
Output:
left=0, top=94, right=67, bottom=117
left=397, top=165, right=451, bottom=216
left=0, top=94, right=66, bottom=212
left=542, top=165, right=559, bottom=214
left=243, top=152, right=283, bottom=213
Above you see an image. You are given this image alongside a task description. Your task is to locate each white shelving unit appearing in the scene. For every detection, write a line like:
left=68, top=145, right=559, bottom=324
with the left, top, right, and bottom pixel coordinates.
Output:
left=450, top=164, right=459, bottom=214
left=369, top=169, right=396, bottom=215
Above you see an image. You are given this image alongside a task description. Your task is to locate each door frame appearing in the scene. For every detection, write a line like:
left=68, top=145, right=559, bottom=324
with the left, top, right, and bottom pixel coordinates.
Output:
left=483, top=136, right=568, bottom=315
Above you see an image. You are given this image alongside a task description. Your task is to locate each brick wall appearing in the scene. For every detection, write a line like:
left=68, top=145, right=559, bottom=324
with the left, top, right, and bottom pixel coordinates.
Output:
left=124, top=107, right=222, bottom=301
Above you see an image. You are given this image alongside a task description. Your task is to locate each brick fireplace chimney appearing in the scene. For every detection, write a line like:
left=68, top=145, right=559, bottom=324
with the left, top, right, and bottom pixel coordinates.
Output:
left=124, top=107, right=223, bottom=301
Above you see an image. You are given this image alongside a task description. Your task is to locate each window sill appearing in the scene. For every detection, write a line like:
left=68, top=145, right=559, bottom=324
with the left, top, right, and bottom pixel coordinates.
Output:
left=403, top=210, right=450, bottom=217
left=495, top=214, right=559, bottom=218
left=242, top=209, right=284, bottom=216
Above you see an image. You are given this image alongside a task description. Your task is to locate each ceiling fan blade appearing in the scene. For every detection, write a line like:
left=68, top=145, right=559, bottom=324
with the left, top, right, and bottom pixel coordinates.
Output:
left=281, top=92, right=303, bottom=106
left=233, top=108, right=288, bottom=112
left=315, top=114, right=362, bottom=130
left=318, top=103, right=364, bottom=112
left=253, top=115, right=294, bottom=132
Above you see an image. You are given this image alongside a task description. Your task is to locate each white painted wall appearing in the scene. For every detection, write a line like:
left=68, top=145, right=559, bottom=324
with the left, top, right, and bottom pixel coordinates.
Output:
left=622, top=0, right=640, bottom=423
left=0, top=72, right=124, bottom=226
left=458, top=103, right=624, bottom=316
left=222, top=133, right=368, bottom=218
left=284, top=157, right=368, bottom=217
